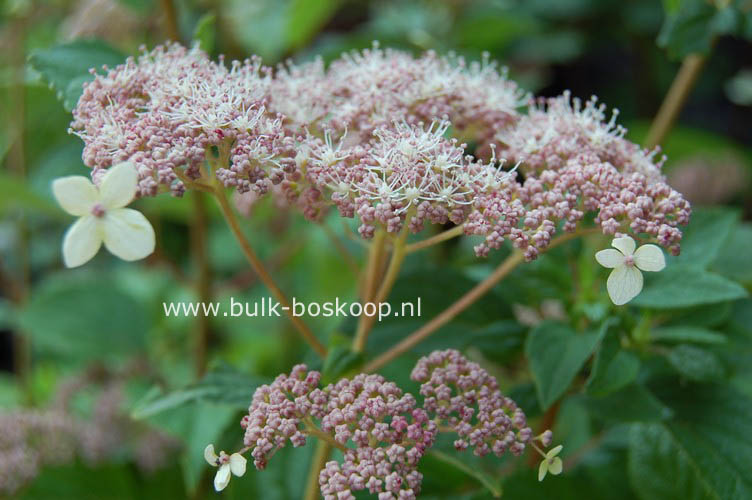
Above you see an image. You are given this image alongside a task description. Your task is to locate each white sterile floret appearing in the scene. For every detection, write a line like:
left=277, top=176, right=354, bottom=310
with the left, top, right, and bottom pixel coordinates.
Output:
left=52, top=162, right=155, bottom=268
left=595, top=235, right=666, bottom=305
left=204, top=444, right=247, bottom=492
left=538, top=445, right=563, bottom=481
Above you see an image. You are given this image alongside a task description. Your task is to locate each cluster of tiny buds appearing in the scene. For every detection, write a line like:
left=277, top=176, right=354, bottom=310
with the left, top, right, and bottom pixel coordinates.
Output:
left=227, top=350, right=556, bottom=498
left=71, top=42, right=689, bottom=259
left=0, top=374, right=179, bottom=495
left=410, top=349, right=534, bottom=457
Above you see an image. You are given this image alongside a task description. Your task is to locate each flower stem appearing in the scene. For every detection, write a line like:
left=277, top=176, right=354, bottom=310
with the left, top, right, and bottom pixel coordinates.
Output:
left=405, top=225, right=464, bottom=254
left=190, top=191, right=212, bottom=376
left=303, top=421, right=348, bottom=453
left=212, top=185, right=327, bottom=357
left=303, top=439, right=332, bottom=500
left=644, top=52, right=708, bottom=149
left=364, top=228, right=597, bottom=372
left=353, top=225, right=410, bottom=353
left=360, top=230, right=387, bottom=303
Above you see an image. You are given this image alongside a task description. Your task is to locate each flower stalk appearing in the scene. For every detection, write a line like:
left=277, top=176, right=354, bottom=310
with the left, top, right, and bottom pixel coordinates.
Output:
left=364, top=227, right=599, bottom=372
left=353, top=223, right=411, bottom=352
left=212, top=182, right=327, bottom=357
left=304, top=440, right=332, bottom=500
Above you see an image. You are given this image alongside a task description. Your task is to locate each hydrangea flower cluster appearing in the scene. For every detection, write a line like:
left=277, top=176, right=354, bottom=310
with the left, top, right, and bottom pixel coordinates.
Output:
left=70, top=42, right=689, bottom=262
left=225, top=350, right=553, bottom=498
left=411, top=349, right=533, bottom=457
left=240, top=364, right=436, bottom=498
left=495, top=92, right=691, bottom=256
left=0, top=373, right=179, bottom=496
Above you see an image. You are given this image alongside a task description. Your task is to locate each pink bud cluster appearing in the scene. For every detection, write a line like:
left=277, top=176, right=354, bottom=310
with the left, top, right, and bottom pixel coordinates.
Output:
left=411, top=349, right=533, bottom=457
left=241, top=350, right=542, bottom=498
left=71, top=43, right=690, bottom=257
left=0, top=378, right=179, bottom=495
left=70, top=42, right=283, bottom=197
left=241, top=364, right=436, bottom=498
left=493, top=92, right=691, bottom=256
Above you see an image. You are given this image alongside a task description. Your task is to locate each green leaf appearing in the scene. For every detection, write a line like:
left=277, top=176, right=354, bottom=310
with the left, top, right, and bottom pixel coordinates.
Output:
left=428, top=450, right=502, bottom=498
left=321, top=344, right=363, bottom=386
left=18, top=272, right=148, bottom=361
left=666, top=344, right=725, bottom=381
left=526, top=321, right=605, bottom=409
left=287, top=0, right=340, bottom=49
left=583, top=384, right=673, bottom=422
left=132, top=366, right=265, bottom=418
left=193, top=12, right=217, bottom=54
left=0, top=172, right=62, bottom=217
left=586, top=330, right=640, bottom=396
left=225, top=0, right=288, bottom=62
left=671, top=207, right=738, bottom=268
left=628, top=386, right=752, bottom=499
left=181, top=402, right=238, bottom=494
left=657, top=0, right=733, bottom=59
left=650, top=326, right=727, bottom=344
left=711, top=223, right=752, bottom=284
left=28, top=39, right=126, bottom=111
left=633, top=266, right=747, bottom=309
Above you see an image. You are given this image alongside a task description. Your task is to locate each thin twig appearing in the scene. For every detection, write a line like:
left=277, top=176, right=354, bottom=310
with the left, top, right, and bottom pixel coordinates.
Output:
left=304, top=440, right=332, bottom=500
left=213, top=185, right=327, bottom=357
left=364, top=228, right=598, bottom=372
left=353, top=226, right=409, bottom=352
left=190, top=191, right=212, bottom=376
left=161, top=0, right=180, bottom=41
left=405, top=225, right=464, bottom=254
left=644, top=53, right=708, bottom=149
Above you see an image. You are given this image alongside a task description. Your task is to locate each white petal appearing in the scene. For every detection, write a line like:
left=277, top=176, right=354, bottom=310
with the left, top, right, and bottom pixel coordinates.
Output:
left=102, top=208, right=155, bottom=262
left=548, top=457, right=563, bottom=475
left=595, top=249, right=624, bottom=269
left=538, top=460, right=548, bottom=481
left=62, top=216, right=103, bottom=268
left=99, top=162, right=139, bottom=209
left=546, top=445, right=563, bottom=459
left=52, top=176, right=99, bottom=216
left=612, top=236, right=636, bottom=256
left=214, top=464, right=231, bottom=491
left=634, top=244, right=666, bottom=272
left=204, top=444, right=218, bottom=466
left=229, top=453, right=247, bottom=477
left=607, top=265, right=643, bottom=306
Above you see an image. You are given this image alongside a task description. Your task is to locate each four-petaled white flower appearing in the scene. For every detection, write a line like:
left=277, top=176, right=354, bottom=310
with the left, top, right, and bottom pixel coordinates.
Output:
left=595, top=235, right=666, bottom=305
left=204, top=444, right=247, bottom=491
left=538, top=444, right=563, bottom=481
left=52, top=162, right=155, bottom=268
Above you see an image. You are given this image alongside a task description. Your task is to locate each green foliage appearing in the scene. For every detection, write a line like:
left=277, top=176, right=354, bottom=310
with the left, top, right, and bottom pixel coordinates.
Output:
left=633, top=266, right=747, bottom=309
left=650, top=326, right=727, bottom=344
left=586, top=328, right=640, bottom=396
left=192, top=12, right=217, bottom=54
left=666, top=344, right=726, bottom=381
left=132, top=366, right=266, bottom=418
left=526, top=321, right=606, bottom=409
left=428, top=450, right=503, bottom=498
left=18, top=271, right=149, bottom=362
left=28, top=40, right=126, bottom=111
left=658, top=0, right=752, bottom=59
left=628, top=386, right=752, bottom=499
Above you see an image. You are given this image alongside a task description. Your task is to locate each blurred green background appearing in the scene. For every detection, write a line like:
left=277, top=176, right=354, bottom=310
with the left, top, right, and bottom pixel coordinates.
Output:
left=1, top=0, right=751, bottom=498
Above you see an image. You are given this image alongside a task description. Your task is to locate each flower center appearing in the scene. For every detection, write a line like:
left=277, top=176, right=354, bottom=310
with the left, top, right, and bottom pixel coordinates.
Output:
left=91, top=203, right=106, bottom=218
left=624, top=255, right=635, bottom=267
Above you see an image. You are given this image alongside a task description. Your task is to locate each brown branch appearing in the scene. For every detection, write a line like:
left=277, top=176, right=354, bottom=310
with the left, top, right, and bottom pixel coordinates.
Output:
left=644, top=53, right=708, bottom=149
